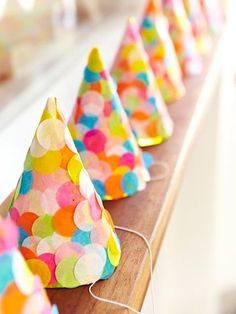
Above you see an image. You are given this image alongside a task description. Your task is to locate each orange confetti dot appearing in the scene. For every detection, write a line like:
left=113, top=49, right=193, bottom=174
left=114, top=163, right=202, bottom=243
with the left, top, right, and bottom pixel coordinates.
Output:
left=60, top=145, right=74, bottom=169
left=132, top=111, right=149, bottom=121
left=19, top=247, right=37, bottom=260
left=53, top=205, right=77, bottom=237
left=2, top=282, right=27, bottom=314
left=18, top=212, right=39, bottom=235
left=105, top=175, right=123, bottom=199
left=147, top=121, right=158, bottom=137
left=27, top=259, right=51, bottom=287
left=90, top=82, right=101, bottom=92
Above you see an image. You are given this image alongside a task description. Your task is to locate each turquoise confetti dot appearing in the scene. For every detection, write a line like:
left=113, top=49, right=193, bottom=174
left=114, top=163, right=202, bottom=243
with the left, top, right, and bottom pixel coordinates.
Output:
left=123, top=141, right=135, bottom=153
left=0, top=253, right=14, bottom=293
left=137, top=72, right=150, bottom=85
left=20, top=171, right=33, bottom=195
left=92, top=180, right=106, bottom=199
left=19, top=227, right=28, bottom=246
left=79, top=115, right=98, bottom=129
left=121, top=172, right=138, bottom=195
left=84, top=67, right=100, bottom=83
left=101, top=250, right=115, bottom=280
left=71, top=230, right=91, bottom=245
left=52, top=305, right=59, bottom=314
left=142, top=152, right=154, bottom=169
left=143, top=17, right=153, bottom=28
left=74, top=140, right=85, bottom=152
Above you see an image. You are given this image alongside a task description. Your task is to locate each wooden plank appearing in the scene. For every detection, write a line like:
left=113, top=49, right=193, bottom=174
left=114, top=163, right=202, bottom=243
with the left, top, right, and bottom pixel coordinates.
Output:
left=0, top=38, right=222, bottom=314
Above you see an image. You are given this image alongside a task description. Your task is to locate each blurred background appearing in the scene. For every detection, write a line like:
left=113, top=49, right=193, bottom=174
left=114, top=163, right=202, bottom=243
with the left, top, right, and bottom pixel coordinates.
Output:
left=0, top=1, right=236, bottom=314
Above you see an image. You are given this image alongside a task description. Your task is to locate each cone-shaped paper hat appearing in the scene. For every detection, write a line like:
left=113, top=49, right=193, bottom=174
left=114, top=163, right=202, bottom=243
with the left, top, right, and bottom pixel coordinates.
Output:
left=183, top=0, right=211, bottom=54
left=200, top=0, right=223, bottom=34
left=68, top=48, right=150, bottom=200
left=111, top=17, right=174, bottom=147
left=162, top=0, right=202, bottom=76
left=8, top=97, right=121, bottom=288
left=0, top=217, right=58, bottom=313
left=140, top=0, right=185, bottom=104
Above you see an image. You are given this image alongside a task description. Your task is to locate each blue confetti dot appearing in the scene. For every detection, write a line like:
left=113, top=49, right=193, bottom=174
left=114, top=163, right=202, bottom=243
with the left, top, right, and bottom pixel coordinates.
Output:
left=111, top=94, right=122, bottom=110
left=123, top=141, right=135, bottom=153
left=143, top=17, right=153, bottom=29
left=0, top=253, right=14, bottom=293
left=121, top=172, right=138, bottom=195
left=20, top=171, right=33, bottom=195
left=125, top=108, right=131, bottom=117
left=142, top=152, right=154, bottom=169
left=101, top=250, right=115, bottom=280
left=92, top=180, right=106, bottom=199
left=74, top=140, right=85, bottom=152
left=137, top=72, right=149, bottom=85
left=84, top=67, right=100, bottom=83
left=19, top=227, right=28, bottom=246
left=52, top=305, right=59, bottom=314
left=79, top=115, right=98, bottom=129
left=148, top=96, right=157, bottom=107
left=72, top=230, right=91, bottom=245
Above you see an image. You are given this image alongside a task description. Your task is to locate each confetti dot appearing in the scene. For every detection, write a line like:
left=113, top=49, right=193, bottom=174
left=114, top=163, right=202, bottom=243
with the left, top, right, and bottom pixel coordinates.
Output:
left=55, top=242, right=84, bottom=264
left=27, top=259, right=51, bottom=287
left=38, top=253, right=56, bottom=286
left=55, top=257, right=79, bottom=288
left=90, top=219, right=110, bottom=246
left=71, top=230, right=91, bottom=246
left=81, top=91, right=104, bottom=116
left=32, top=151, right=61, bottom=174
left=19, top=171, right=33, bottom=195
left=92, top=180, right=106, bottom=198
left=67, top=155, right=83, bottom=185
left=119, top=153, right=135, bottom=169
left=1, top=282, right=27, bottom=313
left=0, top=254, right=14, bottom=293
left=121, top=172, right=138, bottom=195
left=74, top=253, right=105, bottom=285
left=32, top=215, right=54, bottom=238
left=36, top=118, right=65, bottom=151
left=84, top=129, right=106, bottom=153
left=107, top=231, right=121, bottom=266
left=73, top=200, right=94, bottom=231
left=56, top=181, right=83, bottom=208
left=53, top=206, right=77, bottom=237
left=18, top=212, right=38, bottom=236
left=105, top=175, right=123, bottom=199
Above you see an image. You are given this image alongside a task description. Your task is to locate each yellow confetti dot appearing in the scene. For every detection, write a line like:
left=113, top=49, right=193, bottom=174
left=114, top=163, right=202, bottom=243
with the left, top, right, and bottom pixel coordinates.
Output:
left=107, top=231, right=121, bottom=266
left=67, top=155, right=83, bottom=185
left=87, top=48, right=104, bottom=72
left=32, top=151, right=61, bottom=174
left=130, top=59, right=148, bottom=72
left=27, top=259, right=51, bottom=287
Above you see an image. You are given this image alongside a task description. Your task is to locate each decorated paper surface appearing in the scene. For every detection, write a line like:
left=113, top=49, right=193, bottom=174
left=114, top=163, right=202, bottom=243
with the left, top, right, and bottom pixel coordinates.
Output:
left=162, top=0, right=202, bottom=76
left=140, top=0, right=185, bottom=103
left=111, top=17, right=173, bottom=147
left=0, top=217, right=58, bottom=313
left=183, top=0, right=211, bottom=54
left=9, top=97, right=121, bottom=288
left=68, top=48, right=150, bottom=200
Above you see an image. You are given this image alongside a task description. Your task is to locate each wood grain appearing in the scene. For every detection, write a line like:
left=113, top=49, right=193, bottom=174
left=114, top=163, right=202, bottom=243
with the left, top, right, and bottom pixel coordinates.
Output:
left=0, top=38, right=222, bottom=314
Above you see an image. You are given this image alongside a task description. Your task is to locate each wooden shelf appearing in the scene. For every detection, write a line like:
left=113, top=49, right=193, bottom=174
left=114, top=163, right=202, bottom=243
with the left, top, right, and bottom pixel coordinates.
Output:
left=0, top=38, right=222, bottom=314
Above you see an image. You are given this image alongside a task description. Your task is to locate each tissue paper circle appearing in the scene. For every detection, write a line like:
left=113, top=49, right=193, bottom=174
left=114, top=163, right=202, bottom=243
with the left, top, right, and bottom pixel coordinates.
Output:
left=9, top=97, right=121, bottom=288
left=0, top=216, right=58, bottom=314
left=112, top=17, right=173, bottom=147
left=68, top=48, right=150, bottom=200
left=140, top=0, right=185, bottom=103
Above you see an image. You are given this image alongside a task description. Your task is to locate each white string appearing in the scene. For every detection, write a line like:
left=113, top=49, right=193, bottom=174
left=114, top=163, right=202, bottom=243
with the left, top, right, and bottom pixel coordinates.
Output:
left=148, top=160, right=169, bottom=182
left=88, top=225, right=155, bottom=314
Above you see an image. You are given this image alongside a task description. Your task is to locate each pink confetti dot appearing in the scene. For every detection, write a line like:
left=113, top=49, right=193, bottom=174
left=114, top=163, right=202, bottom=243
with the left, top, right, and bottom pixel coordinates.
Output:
left=38, top=253, right=57, bottom=285
left=56, top=181, right=84, bottom=208
left=119, top=153, right=135, bottom=169
left=84, top=129, right=106, bottom=153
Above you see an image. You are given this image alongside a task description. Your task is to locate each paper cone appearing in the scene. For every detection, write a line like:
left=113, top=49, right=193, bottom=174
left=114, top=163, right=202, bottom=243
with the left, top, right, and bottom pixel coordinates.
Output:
left=183, top=0, right=211, bottom=54
left=68, top=48, right=150, bottom=200
left=140, top=0, right=185, bottom=104
left=111, top=17, right=174, bottom=147
left=162, top=0, right=202, bottom=76
left=8, top=97, right=121, bottom=288
left=200, top=0, right=223, bottom=34
left=0, top=217, right=58, bottom=313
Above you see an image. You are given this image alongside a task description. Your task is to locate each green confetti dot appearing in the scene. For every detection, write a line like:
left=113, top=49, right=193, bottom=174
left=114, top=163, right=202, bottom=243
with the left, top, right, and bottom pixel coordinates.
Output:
left=55, top=256, right=79, bottom=288
left=32, top=215, right=54, bottom=238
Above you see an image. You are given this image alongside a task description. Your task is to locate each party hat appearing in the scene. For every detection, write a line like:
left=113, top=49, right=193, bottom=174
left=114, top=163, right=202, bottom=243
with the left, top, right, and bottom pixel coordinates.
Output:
left=183, top=0, right=211, bottom=54
left=0, top=217, right=58, bottom=314
left=162, top=0, right=202, bottom=76
left=8, top=97, right=121, bottom=288
left=200, top=0, right=223, bottom=34
left=111, top=17, right=173, bottom=147
left=140, top=0, right=185, bottom=104
left=68, top=48, right=150, bottom=200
